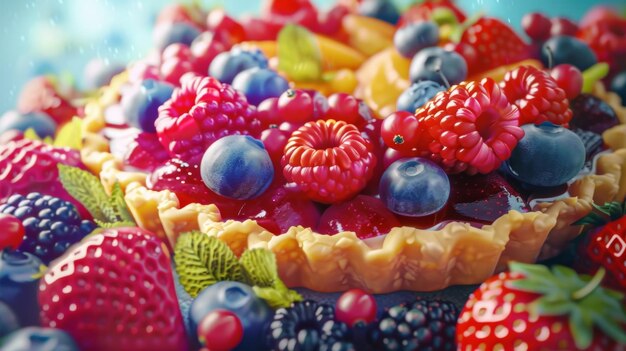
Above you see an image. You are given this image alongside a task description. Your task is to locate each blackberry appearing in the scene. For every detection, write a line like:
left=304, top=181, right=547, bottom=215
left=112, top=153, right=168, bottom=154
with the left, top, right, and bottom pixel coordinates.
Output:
left=370, top=299, right=459, bottom=351
left=570, top=94, right=620, bottom=134
left=0, top=193, right=96, bottom=264
left=267, top=300, right=355, bottom=351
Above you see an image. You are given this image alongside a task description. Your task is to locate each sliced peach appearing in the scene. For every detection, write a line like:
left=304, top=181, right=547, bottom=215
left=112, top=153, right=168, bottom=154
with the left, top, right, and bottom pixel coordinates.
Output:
left=358, top=48, right=410, bottom=117
left=342, top=14, right=395, bottom=57
left=314, top=34, right=366, bottom=71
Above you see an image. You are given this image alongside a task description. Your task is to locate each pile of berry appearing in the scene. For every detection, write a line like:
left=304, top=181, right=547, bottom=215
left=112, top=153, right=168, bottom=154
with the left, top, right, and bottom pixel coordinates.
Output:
left=1, top=0, right=626, bottom=350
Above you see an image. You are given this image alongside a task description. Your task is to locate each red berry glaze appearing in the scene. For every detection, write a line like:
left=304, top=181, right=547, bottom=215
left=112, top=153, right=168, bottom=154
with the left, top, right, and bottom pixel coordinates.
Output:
left=550, top=64, right=583, bottom=100
left=0, top=214, right=25, bottom=250
left=317, top=195, right=399, bottom=239
left=38, top=227, right=189, bottom=351
left=197, top=310, right=243, bottom=351
left=277, top=89, right=314, bottom=125
left=415, top=78, right=524, bottom=174
left=155, top=76, right=261, bottom=164
left=282, top=120, right=377, bottom=203
left=335, top=289, right=377, bottom=327
left=522, top=12, right=552, bottom=42
left=500, top=65, right=573, bottom=126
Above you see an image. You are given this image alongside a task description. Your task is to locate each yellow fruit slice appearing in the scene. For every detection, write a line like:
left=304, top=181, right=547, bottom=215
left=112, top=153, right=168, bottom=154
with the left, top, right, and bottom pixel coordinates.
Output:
left=359, top=48, right=410, bottom=117
left=342, top=14, right=395, bottom=57
left=314, top=34, right=366, bottom=71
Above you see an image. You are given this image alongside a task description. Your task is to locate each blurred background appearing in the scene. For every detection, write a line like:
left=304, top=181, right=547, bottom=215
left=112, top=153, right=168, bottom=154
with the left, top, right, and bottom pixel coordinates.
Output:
left=0, top=0, right=624, bottom=114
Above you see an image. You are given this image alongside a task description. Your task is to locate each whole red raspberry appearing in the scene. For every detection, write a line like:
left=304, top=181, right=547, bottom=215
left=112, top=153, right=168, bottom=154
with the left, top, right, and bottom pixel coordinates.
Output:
left=578, top=17, right=626, bottom=74
left=155, top=76, right=262, bottom=164
left=415, top=78, right=524, bottom=174
left=0, top=139, right=89, bottom=218
left=282, top=120, right=377, bottom=204
left=500, top=65, right=573, bottom=126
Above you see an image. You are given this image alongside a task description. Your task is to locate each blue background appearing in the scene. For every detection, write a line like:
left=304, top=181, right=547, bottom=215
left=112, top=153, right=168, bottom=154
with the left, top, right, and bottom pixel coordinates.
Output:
left=0, top=0, right=624, bottom=115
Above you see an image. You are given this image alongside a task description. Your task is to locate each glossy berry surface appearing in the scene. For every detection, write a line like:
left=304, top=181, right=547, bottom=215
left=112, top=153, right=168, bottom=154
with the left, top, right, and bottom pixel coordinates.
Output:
left=189, top=31, right=230, bottom=74
left=122, top=79, right=174, bottom=133
left=379, top=157, right=450, bottom=217
left=38, top=227, right=188, bottom=351
left=610, top=71, right=626, bottom=106
left=381, top=111, right=422, bottom=154
left=521, top=12, right=551, bottom=42
left=124, top=132, right=171, bottom=172
left=17, top=76, right=77, bottom=126
left=200, top=135, right=274, bottom=200
left=393, top=21, right=439, bottom=59
left=209, top=47, right=269, bottom=85
left=0, top=111, right=56, bottom=139
left=153, top=21, right=201, bottom=51
left=505, top=123, right=586, bottom=187
left=569, top=94, right=620, bottom=134
left=550, top=17, right=578, bottom=36
left=206, top=9, right=246, bottom=45
left=282, top=120, right=377, bottom=204
left=396, top=81, right=445, bottom=113
left=0, top=327, right=79, bottom=351
left=540, top=36, right=597, bottom=71
left=231, top=67, right=290, bottom=105
left=277, top=89, right=314, bottom=125
left=358, top=0, right=400, bottom=24
left=155, top=76, right=261, bottom=165
left=371, top=299, right=459, bottom=351
left=317, top=195, right=400, bottom=239
left=190, top=281, right=272, bottom=351
left=267, top=300, right=354, bottom=351
left=197, top=310, right=243, bottom=351
left=0, top=214, right=25, bottom=250
left=409, top=47, right=467, bottom=86
left=0, top=301, right=19, bottom=338
left=326, top=93, right=372, bottom=127
left=0, top=193, right=96, bottom=264
left=550, top=64, right=583, bottom=100
left=260, top=127, right=290, bottom=169
left=335, top=289, right=377, bottom=327
left=0, top=250, right=44, bottom=327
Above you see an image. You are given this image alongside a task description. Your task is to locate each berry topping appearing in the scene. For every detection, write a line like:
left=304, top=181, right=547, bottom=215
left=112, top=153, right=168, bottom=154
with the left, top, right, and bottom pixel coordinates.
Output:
left=448, top=172, right=529, bottom=224
left=415, top=78, right=524, bottom=174
left=197, top=310, right=243, bottom=351
left=17, top=76, right=77, bottom=126
left=155, top=76, right=260, bottom=164
left=335, top=289, right=377, bottom=327
left=277, top=89, right=315, bottom=125
left=124, top=132, right=171, bottom=172
left=396, top=81, right=445, bottom=114
left=121, top=79, right=174, bottom=133
left=200, top=135, right=274, bottom=200
left=504, top=123, right=585, bottom=187
left=393, top=20, right=439, bottom=59
left=569, top=94, right=620, bottom=134
left=0, top=193, right=96, bottom=264
left=521, top=12, right=552, bottom=42
left=267, top=300, right=354, bottom=351
left=0, top=139, right=88, bottom=218
left=0, top=213, right=24, bottom=251
left=550, top=63, right=583, bottom=100
left=209, top=46, right=269, bottom=85
left=282, top=120, right=377, bottom=204
left=500, top=65, right=573, bottom=126
left=540, top=35, right=598, bottom=72
left=317, top=194, right=400, bottom=238
left=371, top=299, right=459, bottom=351
left=38, top=227, right=189, bottom=351
left=409, top=47, right=468, bottom=86
left=550, top=16, right=579, bottom=37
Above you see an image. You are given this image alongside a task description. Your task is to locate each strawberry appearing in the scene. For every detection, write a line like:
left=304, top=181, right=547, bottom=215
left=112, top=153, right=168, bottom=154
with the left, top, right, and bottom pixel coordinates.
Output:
left=460, top=17, right=531, bottom=76
left=447, top=172, right=530, bottom=224
left=38, top=227, right=188, bottom=351
left=281, top=120, right=377, bottom=204
left=573, top=200, right=626, bottom=292
left=457, top=262, right=626, bottom=350
left=17, top=76, right=77, bottom=126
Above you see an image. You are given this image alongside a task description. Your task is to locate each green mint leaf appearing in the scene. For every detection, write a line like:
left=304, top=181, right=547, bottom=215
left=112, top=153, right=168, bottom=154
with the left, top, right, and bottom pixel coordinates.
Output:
left=253, top=284, right=303, bottom=309
left=277, top=24, right=322, bottom=82
left=174, top=232, right=243, bottom=298
left=109, top=183, right=135, bottom=224
left=239, top=248, right=278, bottom=288
left=58, top=164, right=112, bottom=222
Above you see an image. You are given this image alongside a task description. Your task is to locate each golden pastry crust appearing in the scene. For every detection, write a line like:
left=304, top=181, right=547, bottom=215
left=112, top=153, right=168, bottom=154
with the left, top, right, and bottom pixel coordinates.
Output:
left=79, top=74, right=626, bottom=293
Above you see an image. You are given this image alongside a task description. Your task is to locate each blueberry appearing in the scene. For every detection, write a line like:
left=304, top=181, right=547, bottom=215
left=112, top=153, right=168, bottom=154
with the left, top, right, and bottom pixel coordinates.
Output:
left=0, top=250, right=43, bottom=327
left=190, top=281, right=272, bottom=351
left=232, top=68, right=290, bottom=105
left=610, top=71, right=626, bottom=106
left=541, top=36, right=597, bottom=72
left=1, top=327, right=79, bottom=351
left=209, top=47, right=268, bottom=84
left=394, top=21, right=439, bottom=59
left=409, top=47, right=467, bottom=86
left=0, top=111, right=56, bottom=139
left=200, top=135, right=274, bottom=200
left=397, top=81, right=446, bottom=113
left=358, top=0, right=400, bottom=24
left=505, top=123, right=586, bottom=187
left=83, top=58, right=125, bottom=90
left=0, top=301, right=19, bottom=338
left=153, top=22, right=201, bottom=52
left=122, top=79, right=174, bottom=133
left=379, top=157, right=450, bottom=217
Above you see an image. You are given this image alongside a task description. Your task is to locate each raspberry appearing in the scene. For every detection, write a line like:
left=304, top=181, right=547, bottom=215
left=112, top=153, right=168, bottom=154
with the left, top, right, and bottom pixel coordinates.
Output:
left=282, top=120, right=377, bottom=204
left=415, top=78, right=524, bottom=174
left=124, top=132, right=171, bottom=172
left=0, top=193, right=96, bottom=264
left=155, top=76, right=262, bottom=164
left=0, top=139, right=89, bottom=218
left=500, top=65, right=573, bottom=126
left=578, top=17, right=626, bottom=73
